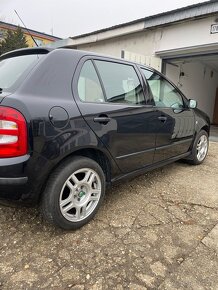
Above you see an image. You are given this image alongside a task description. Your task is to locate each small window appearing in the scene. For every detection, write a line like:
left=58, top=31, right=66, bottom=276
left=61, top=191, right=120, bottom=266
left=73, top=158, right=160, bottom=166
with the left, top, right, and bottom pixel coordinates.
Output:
left=142, top=69, right=184, bottom=109
left=0, top=54, right=44, bottom=92
left=78, top=60, right=105, bottom=103
left=95, top=60, right=144, bottom=105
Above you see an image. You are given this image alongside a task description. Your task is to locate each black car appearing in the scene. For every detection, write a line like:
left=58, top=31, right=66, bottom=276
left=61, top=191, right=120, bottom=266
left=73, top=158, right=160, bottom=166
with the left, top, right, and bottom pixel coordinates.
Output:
left=0, top=47, right=210, bottom=229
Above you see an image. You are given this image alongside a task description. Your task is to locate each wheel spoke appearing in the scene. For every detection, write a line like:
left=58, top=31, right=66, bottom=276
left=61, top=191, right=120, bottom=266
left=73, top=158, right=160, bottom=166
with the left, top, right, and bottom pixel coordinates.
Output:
left=71, top=174, right=79, bottom=185
left=199, top=151, right=203, bottom=159
left=66, top=180, right=75, bottom=192
left=81, top=205, right=87, bottom=217
left=203, top=141, right=208, bottom=149
left=197, top=140, right=202, bottom=149
left=91, top=189, right=101, bottom=195
left=62, top=201, right=75, bottom=214
left=202, top=147, right=207, bottom=157
left=90, top=195, right=99, bottom=201
left=76, top=206, right=81, bottom=219
left=84, top=170, right=95, bottom=185
left=60, top=193, right=73, bottom=208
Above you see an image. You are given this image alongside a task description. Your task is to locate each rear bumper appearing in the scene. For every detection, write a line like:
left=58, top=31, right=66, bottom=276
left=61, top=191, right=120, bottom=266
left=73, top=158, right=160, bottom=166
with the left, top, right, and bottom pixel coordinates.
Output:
left=0, top=153, right=54, bottom=204
left=0, top=155, right=30, bottom=201
left=0, top=154, right=30, bottom=167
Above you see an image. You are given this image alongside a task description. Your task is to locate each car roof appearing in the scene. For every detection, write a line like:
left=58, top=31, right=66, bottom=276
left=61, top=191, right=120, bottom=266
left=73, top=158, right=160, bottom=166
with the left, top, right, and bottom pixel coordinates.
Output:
left=0, top=46, right=158, bottom=73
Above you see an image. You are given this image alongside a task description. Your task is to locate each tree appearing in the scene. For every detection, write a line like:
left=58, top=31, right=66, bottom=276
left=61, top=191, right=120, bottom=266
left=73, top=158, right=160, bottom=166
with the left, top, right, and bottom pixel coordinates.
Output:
left=0, top=26, right=28, bottom=55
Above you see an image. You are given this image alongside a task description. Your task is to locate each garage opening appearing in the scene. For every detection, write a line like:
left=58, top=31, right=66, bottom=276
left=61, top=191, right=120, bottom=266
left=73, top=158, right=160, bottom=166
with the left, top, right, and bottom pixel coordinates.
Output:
left=162, top=53, right=218, bottom=125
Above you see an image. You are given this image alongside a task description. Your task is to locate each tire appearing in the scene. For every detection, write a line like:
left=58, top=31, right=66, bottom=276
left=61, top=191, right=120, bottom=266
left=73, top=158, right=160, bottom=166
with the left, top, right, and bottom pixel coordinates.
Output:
left=188, top=130, right=209, bottom=165
left=41, top=156, right=106, bottom=230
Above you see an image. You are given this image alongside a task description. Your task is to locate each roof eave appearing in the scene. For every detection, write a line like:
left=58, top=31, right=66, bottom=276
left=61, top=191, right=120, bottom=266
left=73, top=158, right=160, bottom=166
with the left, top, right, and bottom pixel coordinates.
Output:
left=70, top=0, right=218, bottom=46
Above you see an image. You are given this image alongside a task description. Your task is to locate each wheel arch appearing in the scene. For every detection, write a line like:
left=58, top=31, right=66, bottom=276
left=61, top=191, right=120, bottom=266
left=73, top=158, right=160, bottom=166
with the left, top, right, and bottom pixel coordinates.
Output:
left=37, top=147, right=113, bottom=203
left=65, top=147, right=112, bottom=183
left=200, top=124, right=210, bottom=136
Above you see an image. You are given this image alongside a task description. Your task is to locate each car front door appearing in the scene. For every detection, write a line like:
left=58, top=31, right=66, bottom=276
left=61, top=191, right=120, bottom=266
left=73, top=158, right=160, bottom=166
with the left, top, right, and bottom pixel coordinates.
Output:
left=141, top=68, right=195, bottom=163
left=73, top=57, right=160, bottom=173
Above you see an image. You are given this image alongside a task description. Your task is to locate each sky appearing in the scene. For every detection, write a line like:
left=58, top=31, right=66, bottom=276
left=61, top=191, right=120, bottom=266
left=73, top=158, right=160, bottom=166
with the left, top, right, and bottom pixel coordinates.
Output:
left=0, top=0, right=208, bottom=38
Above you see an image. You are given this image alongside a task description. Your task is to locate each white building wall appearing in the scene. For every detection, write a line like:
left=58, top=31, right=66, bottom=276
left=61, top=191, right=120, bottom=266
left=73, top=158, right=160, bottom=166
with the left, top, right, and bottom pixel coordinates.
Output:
left=78, top=29, right=162, bottom=60
left=157, top=16, right=218, bottom=54
left=76, top=16, right=218, bottom=58
left=166, top=62, right=218, bottom=120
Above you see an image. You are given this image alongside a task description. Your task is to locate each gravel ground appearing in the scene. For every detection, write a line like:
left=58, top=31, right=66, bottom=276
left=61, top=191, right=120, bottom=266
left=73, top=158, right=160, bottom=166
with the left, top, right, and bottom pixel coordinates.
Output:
left=0, top=143, right=218, bottom=290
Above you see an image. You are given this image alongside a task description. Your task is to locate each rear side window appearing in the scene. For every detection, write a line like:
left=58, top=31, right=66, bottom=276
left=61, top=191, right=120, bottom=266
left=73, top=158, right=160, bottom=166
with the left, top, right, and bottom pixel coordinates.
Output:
left=0, top=54, right=44, bottom=92
left=78, top=60, right=104, bottom=103
left=95, top=60, right=144, bottom=105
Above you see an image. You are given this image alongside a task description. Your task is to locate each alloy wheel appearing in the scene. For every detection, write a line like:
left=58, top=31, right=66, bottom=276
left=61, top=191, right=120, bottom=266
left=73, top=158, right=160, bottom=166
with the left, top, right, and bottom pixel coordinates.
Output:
left=59, top=168, right=102, bottom=222
left=196, top=135, right=208, bottom=162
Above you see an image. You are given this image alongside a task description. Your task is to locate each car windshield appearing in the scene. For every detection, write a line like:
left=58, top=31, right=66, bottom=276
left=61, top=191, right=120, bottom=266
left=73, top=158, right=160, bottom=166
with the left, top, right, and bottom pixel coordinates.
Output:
left=0, top=54, right=44, bottom=93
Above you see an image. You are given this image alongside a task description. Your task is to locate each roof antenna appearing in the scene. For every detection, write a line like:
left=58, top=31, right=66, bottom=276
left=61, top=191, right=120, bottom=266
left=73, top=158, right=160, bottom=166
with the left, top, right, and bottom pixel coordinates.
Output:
left=14, top=10, right=38, bottom=47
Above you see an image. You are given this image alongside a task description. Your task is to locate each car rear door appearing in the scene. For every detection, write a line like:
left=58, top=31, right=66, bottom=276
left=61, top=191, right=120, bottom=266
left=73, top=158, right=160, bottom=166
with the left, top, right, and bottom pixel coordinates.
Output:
left=73, top=57, right=160, bottom=173
left=140, top=67, right=195, bottom=163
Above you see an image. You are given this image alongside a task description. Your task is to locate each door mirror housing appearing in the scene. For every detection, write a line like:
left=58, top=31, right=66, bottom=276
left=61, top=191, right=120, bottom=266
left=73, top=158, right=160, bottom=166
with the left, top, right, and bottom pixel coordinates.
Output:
left=189, top=99, right=197, bottom=109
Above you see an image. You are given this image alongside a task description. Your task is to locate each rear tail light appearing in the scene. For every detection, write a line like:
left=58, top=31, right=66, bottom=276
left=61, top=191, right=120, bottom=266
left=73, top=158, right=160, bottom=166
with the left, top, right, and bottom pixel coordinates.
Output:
left=0, top=107, right=27, bottom=158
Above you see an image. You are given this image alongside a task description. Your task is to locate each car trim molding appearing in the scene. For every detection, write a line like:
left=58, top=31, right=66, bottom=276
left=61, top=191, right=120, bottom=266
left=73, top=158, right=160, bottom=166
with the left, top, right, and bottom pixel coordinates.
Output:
left=112, top=151, right=191, bottom=184
left=0, top=177, right=28, bottom=185
left=155, top=137, right=193, bottom=151
left=116, top=147, right=155, bottom=160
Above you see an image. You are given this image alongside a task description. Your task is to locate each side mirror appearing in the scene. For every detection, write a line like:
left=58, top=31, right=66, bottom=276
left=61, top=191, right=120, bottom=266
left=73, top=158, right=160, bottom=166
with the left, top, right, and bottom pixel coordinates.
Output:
left=189, top=99, right=197, bottom=109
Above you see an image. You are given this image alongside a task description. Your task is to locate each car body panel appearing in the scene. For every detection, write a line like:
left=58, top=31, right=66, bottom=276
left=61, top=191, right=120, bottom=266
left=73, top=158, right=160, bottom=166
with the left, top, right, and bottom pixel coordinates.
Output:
left=153, top=107, right=195, bottom=162
left=138, top=66, right=197, bottom=163
left=73, top=101, right=159, bottom=173
left=72, top=56, right=160, bottom=173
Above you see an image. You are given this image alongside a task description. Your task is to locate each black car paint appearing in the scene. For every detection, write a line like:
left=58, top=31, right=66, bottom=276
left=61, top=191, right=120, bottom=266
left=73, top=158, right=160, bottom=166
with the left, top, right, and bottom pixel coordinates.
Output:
left=0, top=48, right=210, bottom=204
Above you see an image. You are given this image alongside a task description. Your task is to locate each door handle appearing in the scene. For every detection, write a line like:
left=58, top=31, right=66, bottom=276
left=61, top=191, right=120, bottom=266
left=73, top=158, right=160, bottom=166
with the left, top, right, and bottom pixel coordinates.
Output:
left=93, top=116, right=111, bottom=125
left=158, top=116, right=167, bottom=123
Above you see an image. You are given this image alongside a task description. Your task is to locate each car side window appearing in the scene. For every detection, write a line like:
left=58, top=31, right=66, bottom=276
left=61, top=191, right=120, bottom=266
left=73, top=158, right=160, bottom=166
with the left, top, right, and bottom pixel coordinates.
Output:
left=94, top=60, right=144, bottom=105
left=78, top=60, right=105, bottom=103
left=141, top=68, right=184, bottom=109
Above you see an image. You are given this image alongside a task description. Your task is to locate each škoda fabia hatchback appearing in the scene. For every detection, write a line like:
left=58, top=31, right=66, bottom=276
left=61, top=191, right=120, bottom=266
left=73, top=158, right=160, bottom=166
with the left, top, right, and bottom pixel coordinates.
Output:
left=0, top=47, right=210, bottom=229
